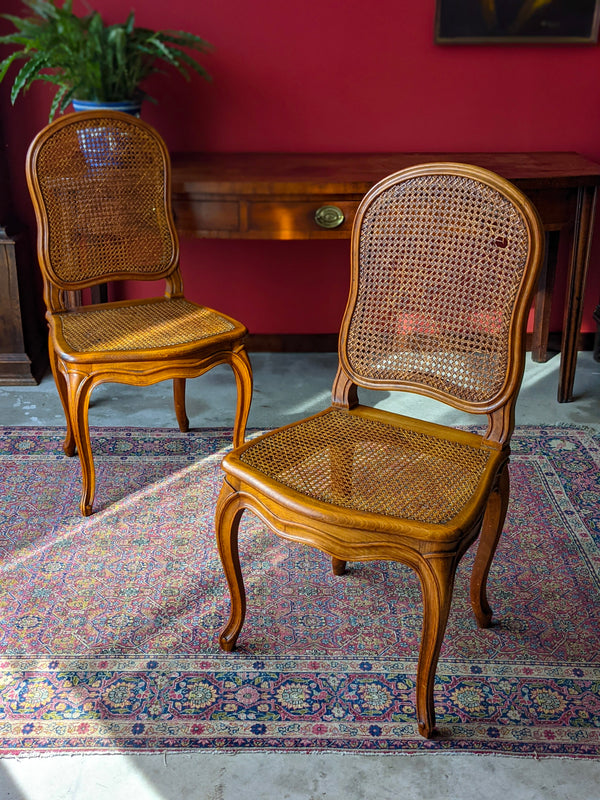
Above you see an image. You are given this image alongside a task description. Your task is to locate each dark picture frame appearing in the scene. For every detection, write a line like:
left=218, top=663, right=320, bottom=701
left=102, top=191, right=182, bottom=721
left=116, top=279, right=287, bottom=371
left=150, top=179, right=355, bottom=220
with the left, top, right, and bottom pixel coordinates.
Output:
left=435, top=0, right=600, bottom=44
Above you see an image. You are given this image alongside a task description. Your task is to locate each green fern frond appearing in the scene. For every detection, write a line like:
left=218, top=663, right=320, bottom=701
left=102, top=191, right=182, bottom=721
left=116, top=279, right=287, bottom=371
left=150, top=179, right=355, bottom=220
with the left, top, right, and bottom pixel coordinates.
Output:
left=0, top=0, right=213, bottom=118
left=10, top=52, right=48, bottom=102
left=0, top=51, right=23, bottom=83
left=48, top=81, right=68, bottom=119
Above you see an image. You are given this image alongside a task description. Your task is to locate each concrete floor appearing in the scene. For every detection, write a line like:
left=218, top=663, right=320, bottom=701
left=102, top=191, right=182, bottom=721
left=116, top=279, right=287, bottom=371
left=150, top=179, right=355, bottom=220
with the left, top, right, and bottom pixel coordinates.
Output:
left=0, top=351, right=599, bottom=800
left=1, top=350, right=599, bottom=431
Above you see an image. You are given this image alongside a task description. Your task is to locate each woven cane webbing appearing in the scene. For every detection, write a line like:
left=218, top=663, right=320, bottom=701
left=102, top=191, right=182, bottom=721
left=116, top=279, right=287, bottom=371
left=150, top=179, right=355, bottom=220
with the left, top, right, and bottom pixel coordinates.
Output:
left=346, top=174, right=530, bottom=403
left=57, top=299, right=235, bottom=353
left=35, top=117, right=175, bottom=285
left=239, top=409, right=490, bottom=524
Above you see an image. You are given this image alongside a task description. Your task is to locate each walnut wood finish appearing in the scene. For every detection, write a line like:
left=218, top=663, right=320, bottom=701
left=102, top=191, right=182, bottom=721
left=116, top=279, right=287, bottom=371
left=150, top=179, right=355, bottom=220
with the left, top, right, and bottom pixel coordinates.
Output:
left=26, top=111, right=253, bottom=515
left=215, top=163, right=545, bottom=738
left=171, top=151, right=600, bottom=402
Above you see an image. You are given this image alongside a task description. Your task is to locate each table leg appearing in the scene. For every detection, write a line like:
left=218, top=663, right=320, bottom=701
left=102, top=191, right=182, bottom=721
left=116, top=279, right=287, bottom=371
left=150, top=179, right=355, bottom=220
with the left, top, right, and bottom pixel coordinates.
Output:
left=90, top=284, right=108, bottom=304
left=531, top=230, right=560, bottom=363
left=558, top=185, right=597, bottom=403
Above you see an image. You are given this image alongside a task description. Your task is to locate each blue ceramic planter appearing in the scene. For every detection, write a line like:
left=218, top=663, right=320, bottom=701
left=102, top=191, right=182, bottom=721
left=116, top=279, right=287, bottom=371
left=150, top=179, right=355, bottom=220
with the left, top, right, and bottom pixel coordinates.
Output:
left=73, top=99, right=142, bottom=169
left=72, top=98, right=142, bottom=116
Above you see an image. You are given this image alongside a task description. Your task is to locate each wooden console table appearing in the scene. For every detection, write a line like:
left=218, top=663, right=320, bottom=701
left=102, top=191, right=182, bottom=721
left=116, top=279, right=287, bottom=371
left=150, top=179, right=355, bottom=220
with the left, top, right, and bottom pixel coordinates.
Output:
left=170, top=152, right=600, bottom=402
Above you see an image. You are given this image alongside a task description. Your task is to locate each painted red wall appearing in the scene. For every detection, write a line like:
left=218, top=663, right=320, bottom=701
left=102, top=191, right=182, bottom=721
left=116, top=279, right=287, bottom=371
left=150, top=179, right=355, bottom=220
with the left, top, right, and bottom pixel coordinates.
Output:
left=2, top=0, right=600, bottom=335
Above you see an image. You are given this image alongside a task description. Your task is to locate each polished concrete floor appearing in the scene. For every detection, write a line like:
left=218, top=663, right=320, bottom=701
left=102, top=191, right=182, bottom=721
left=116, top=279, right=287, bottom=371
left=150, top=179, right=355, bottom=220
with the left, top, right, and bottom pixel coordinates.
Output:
left=0, top=351, right=599, bottom=800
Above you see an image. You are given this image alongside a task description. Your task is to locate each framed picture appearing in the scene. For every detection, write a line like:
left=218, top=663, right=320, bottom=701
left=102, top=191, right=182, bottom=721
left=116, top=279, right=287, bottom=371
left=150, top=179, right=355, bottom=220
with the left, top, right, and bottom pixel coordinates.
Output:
left=435, top=0, right=600, bottom=44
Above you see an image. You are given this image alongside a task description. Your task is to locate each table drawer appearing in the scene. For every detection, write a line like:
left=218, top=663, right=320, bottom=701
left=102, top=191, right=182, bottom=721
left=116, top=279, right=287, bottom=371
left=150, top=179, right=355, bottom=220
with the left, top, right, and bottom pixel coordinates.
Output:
left=247, top=199, right=359, bottom=238
left=172, top=195, right=362, bottom=239
left=172, top=199, right=240, bottom=237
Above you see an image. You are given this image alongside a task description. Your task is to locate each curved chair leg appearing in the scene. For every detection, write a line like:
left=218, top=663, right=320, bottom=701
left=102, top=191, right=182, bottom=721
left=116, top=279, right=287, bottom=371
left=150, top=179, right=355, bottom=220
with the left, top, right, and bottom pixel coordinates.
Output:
left=470, top=464, right=510, bottom=628
left=173, top=378, right=189, bottom=432
left=415, top=555, right=457, bottom=738
left=48, top=343, right=75, bottom=457
left=66, top=371, right=96, bottom=516
left=332, top=557, right=347, bottom=575
left=229, top=348, right=253, bottom=448
left=215, top=481, right=247, bottom=651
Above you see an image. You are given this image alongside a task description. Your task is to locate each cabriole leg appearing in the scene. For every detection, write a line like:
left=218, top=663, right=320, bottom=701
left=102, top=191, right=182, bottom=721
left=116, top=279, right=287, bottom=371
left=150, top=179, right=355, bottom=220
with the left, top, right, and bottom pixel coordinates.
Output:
left=331, top=557, right=347, bottom=575
left=415, top=555, right=457, bottom=738
left=67, top=371, right=95, bottom=516
left=173, top=378, right=189, bottom=432
left=49, top=344, right=75, bottom=457
left=229, top=348, right=253, bottom=448
left=215, top=481, right=247, bottom=651
left=470, top=465, right=510, bottom=628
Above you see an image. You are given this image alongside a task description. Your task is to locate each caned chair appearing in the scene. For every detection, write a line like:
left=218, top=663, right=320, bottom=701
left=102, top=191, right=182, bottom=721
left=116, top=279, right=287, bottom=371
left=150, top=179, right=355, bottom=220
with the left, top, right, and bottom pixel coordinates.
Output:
left=26, top=111, right=252, bottom=516
left=215, top=163, right=544, bottom=737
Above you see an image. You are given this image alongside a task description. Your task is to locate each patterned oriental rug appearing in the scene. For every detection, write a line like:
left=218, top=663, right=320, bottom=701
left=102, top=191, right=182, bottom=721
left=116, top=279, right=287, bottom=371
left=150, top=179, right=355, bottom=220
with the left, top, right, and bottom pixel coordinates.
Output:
left=0, top=425, right=598, bottom=758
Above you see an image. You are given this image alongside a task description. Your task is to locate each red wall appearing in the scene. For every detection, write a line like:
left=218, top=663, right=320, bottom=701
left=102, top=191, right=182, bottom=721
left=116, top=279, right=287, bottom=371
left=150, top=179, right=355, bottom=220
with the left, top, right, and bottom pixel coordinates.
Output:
left=2, top=0, right=600, bottom=335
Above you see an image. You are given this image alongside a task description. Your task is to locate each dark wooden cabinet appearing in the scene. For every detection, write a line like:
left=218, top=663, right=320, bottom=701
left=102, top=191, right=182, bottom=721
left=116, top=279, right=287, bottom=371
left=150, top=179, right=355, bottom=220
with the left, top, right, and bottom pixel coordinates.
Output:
left=0, top=226, right=47, bottom=384
left=0, top=121, right=47, bottom=384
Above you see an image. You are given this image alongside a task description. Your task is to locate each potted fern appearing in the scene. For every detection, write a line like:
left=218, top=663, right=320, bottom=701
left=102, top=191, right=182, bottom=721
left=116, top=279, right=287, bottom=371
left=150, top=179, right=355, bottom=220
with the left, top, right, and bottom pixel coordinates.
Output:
left=0, top=0, right=212, bottom=120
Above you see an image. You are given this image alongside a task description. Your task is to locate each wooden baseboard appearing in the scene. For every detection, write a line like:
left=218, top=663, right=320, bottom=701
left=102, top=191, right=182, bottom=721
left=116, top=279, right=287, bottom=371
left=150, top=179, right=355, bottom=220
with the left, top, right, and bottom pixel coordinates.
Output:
left=246, top=332, right=595, bottom=353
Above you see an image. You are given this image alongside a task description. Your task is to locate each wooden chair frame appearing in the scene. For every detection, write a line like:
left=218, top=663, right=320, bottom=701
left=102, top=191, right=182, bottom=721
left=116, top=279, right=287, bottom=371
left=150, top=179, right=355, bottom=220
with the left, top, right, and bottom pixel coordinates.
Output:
left=214, top=163, right=544, bottom=738
left=26, top=111, right=252, bottom=515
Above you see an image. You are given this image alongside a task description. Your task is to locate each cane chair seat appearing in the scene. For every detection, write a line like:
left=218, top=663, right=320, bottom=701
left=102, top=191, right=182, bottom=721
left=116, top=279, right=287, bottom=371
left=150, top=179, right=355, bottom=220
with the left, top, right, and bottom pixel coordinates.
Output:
left=214, top=162, right=544, bottom=739
left=26, top=111, right=253, bottom=516
left=53, top=298, right=238, bottom=357
left=234, top=408, right=494, bottom=526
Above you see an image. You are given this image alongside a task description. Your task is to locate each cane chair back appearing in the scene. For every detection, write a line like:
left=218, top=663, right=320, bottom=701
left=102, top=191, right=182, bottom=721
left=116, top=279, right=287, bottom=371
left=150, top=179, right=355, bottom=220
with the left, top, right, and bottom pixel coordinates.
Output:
left=339, top=164, right=539, bottom=434
left=215, top=162, right=544, bottom=738
left=27, top=113, right=179, bottom=310
left=26, top=111, right=252, bottom=516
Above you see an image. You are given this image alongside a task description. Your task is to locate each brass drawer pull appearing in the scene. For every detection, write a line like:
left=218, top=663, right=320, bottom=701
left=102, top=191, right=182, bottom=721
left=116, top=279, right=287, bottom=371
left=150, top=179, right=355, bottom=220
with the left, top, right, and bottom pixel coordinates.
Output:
left=315, top=205, right=345, bottom=228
